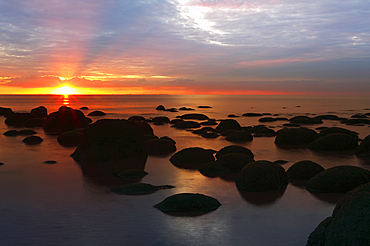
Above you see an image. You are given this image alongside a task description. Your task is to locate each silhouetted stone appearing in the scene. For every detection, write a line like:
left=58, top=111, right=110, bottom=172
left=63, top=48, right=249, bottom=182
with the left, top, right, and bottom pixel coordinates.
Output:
left=225, top=130, right=253, bottom=142
left=174, top=120, right=201, bottom=129
left=179, top=107, right=194, bottom=111
left=116, top=169, right=148, bottom=179
left=164, top=108, right=177, bottom=112
left=5, top=113, right=35, bottom=126
left=314, top=114, right=340, bottom=120
left=30, top=106, right=47, bottom=118
left=318, top=127, right=358, bottom=138
left=289, top=116, right=323, bottom=124
left=87, top=110, right=106, bottom=116
left=216, top=145, right=254, bottom=159
left=307, top=182, right=370, bottom=246
left=356, top=135, right=370, bottom=159
left=242, top=113, right=263, bottom=117
left=0, top=162, right=4, bottom=166
left=308, top=133, right=358, bottom=152
left=170, top=147, right=215, bottom=169
left=342, top=118, right=370, bottom=125
left=228, top=114, right=239, bottom=118
left=200, top=120, right=218, bottom=125
left=18, top=129, right=37, bottom=135
left=198, top=106, right=212, bottom=108
left=198, top=161, right=231, bottom=176
left=152, top=116, right=170, bottom=124
left=236, top=161, right=288, bottom=192
left=178, top=113, right=209, bottom=120
left=217, top=153, right=254, bottom=172
left=130, top=121, right=154, bottom=136
left=154, top=193, right=221, bottom=214
left=22, top=136, right=43, bottom=145
left=201, top=132, right=220, bottom=138
left=23, top=118, right=45, bottom=127
left=160, top=136, right=176, bottom=144
left=273, top=160, right=288, bottom=165
left=80, top=106, right=89, bottom=110
left=57, top=130, right=83, bottom=147
left=44, top=160, right=57, bottom=164
left=274, top=127, right=319, bottom=148
left=0, top=107, right=13, bottom=116
left=3, top=130, right=19, bottom=136
left=259, top=117, right=277, bottom=122
left=128, top=116, right=146, bottom=121
left=156, top=105, right=165, bottom=110
left=110, top=183, right=174, bottom=195
left=254, top=127, right=276, bottom=137
left=351, top=113, right=367, bottom=118
left=216, top=119, right=242, bottom=132
left=305, top=165, right=370, bottom=193
left=145, top=138, right=176, bottom=156
left=286, top=160, right=324, bottom=181
left=71, top=119, right=147, bottom=163
left=43, top=106, right=90, bottom=134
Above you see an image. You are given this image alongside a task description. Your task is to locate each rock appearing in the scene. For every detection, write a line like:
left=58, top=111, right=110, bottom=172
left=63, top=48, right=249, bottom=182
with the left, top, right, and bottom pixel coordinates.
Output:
left=289, top=116, right=323, bottom=124
left=200, top=120, right=218, bottom=125
left=228, top=114, right=239, bottom=118
left=128, top=116, right=146, bottom=121
left=71, top=119, right=148, bottom=163
left=5, top=113, right=35, bottom=126
left=30, top=106, right=47, bottom=118
left=116, top=169, right=148, bottom=178
left=44, top=160, right=57, bottom=164
left=274, top=127, right=319, bottom=148
left=314, top=115, right=340, bottom=120
left=164, top=108, right=177, bottom=112
left=174, top=121, right=201, bottom=129
left=110, top=183, right=174, bottom=195
left=87, top=110, right=106, bottom=116
left=307, top=182, right=370, bottom=246
left=236, top=161, right=288, bottom=192
left=170, top=147, right=215, bottom=169
left=179, top=107, right=194, bottom=111
left=273, top=160, right=289, bottom=165
left=57, top=130, right=83, bottom=147
left=318, top=127, right=358, bottom=138
left=286, top=160, right=324, bottom=181
left=0, top=162, right=4, bottom=166
left=225, top=130, right=253, bottom=142
left=0, top=107, right=13, bottom=116
left=201, top=132, right=220, bottom=138
left=258, top=117, right=277, bottom=122
left=356, top=135, right=370, bottom=159
left=154, top=193, right=221, bottom=214
left=178, top=113, right=209, bottom=120
left=145, top=138, right=176, bottom=156
left=159, top=136, right=176, bottom=144
left=198, top=161, right=231, bottom=176
left=216, top=119, right=242, bottom=132
left=351, top=113, right=367, bottom=118
left=198, top=106, right=212, bottom=108
left=305, top=165, right=370, bottom=193
left=18, top=129, right=37, bottom=135
left=130, top=121, right=154, bottom=136
left=253, top=127, right=276, bottom=137
left=43, top=106, right=90, bottom=134
left=308, top=133, right=358, bottom=152
left=217, top=153, right=254, bottom=172
left=242, top=113, right=263, bottom=117
left=3, top=130, right=20, bottom=136
left=80, top=106, right=89, bottom=110
left=342, top=118, right=370, bottom=125
left=151, top=116, right=170, bottom=124
left=156, top=105, right=165, bottom=110
left=22, top=136, right=43, bottom=145
left=23, top=118, right=45, bottom=127
left=216, top=145, right=254, bottom=159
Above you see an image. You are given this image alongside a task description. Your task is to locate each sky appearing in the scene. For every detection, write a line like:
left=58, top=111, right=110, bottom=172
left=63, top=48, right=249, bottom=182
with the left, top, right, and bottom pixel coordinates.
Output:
left=0, top=0, right=369, bottom=95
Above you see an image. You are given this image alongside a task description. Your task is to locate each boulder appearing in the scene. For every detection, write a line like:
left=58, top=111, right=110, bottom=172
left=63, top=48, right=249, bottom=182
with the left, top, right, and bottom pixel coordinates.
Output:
left=286, top=160, right=324, bottom=181
left=5, top=113, right=35, bottom=126
left=43, top=106, right=90, bottom=134
left=198, top=105, right=212, bottom=108
left=57, top=130, right=83, bottom=147
left=174, top=121, right=201, bottom=129
left=318, top=127, right=358, bottom=138
left=308, top=133, right=358, bottom=152
left=236, top=161, right=288, bottom=192
left=44, top=160, right=57, bottom=164
left=145, top=138, right=176, bottom=156
left=130, top=121, right=154, bottom=136
left=216, top=145, right=254, bottom=159
left=306, top=182, right=370, bottom=246
left=258, top=117, right=277, bottom=122
left=156, top=105, right=165, bottom=110
left=198, top=161, right=231, bottom=176
left=216, top=119, right=242, bottom=132
left=0, top=107, right=13, bottom=116
left=22, top=136, right=43, bottom=145
left=170, top=147, right=215, bottom=169
left=128, top=116, right=146, bottom=121
left=18, top=129, right=37, bottom=135
left=217, top=153, right=254, bottom=172
left=242, top=113, right=263, bottom=117
left=178, top=113, right=209, bottom=120
left=200, top=120, right=218, bottom=125
left=71, top=119, right=148, bottom=163
left=80, top=106, right=89, bottom=110
left=23, top=118, right=45, bottom=127
left=201, top=132, right=220, bottom=138
left=356, top=135, right=370, bottom=159
left=87, top=110, right=106, bottom=116
left=151, top=116, right=170, bottom=124
left=253, top=127, right=276, bottom=137
left=274, top=127, right=319, bottom=148
left=179, top=107, right=194, bottom=111
left=30, top=106, right=47, bottom=118
left=154, top=193, right=221, bottom=214
left=3, top=130, right=20, bottom=136
left=314, top=115, right=340, bottom=120
left=110, top=183, right=174, bottom=195
left=305, top=165, right=370, bottom=193
left=159, top=136, right=176, bottom=144
left=225, top=130, right=253, bottom=142
left=290, top=116, right=323, bottom=124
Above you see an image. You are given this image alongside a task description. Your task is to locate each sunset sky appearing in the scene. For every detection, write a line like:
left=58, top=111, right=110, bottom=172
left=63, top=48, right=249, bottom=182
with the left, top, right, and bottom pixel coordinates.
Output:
left=0, top=0, right=369, bottom=95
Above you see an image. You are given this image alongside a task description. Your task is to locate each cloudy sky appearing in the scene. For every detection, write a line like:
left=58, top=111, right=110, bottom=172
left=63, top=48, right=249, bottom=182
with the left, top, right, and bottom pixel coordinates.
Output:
left=0, top=0, right=369, bottom=94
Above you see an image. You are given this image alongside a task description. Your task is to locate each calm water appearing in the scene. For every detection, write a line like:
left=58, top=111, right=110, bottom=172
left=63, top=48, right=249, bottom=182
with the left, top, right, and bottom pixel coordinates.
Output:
left=0, top=95, right=369, bottom=246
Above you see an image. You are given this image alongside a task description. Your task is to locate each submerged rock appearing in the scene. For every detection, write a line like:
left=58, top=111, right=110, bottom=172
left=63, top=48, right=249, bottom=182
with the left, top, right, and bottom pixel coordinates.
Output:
left=305, top=165, right=370, bottom=193
left=57, top=130, right=83, bottom=147
left=318, top=127, right=358, bottom=138
left=216, top=119, right=242, bottom=132
left=22, top=136, right=43, bottom=145
left=30, top=106, right=47, bottom=118
left=286, top=160, right=324, bottom=181
left=145, top=138, right=176, bottom=156
left=154, top=193, right=221, bottom=213
left=308, top=133, right=358, bottom=152
left=87, top=110, right=106, bottom=116
left=110, top=183, right=174, bottom=195
left=216, top=145, right=254, bottom=159
left=289, top=116, right=323, bottom=124
left=3, top=130, right=20, bottom=136
left=170, top=147, right=215, bottom=169
left=274, top=127, right=319, bottom=148
left=5, top=113, right=35, bottom=127
left=178, top=113, right=209, bottom=120
left=356, top=135, right=370, bottom=159
left=0, top=107, right=13, bottom=116
left=44, top=160, right=57, bottom=164
left=217, top=153, right=254, bottom=172
left=225, top=130, right=253, bottom=142
left=198, top=161, right=231, bottom=176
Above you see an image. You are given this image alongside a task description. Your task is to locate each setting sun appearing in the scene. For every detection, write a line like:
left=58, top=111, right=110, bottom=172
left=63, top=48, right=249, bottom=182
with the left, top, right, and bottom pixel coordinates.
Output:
left=53, top=85, right=79, bottom=95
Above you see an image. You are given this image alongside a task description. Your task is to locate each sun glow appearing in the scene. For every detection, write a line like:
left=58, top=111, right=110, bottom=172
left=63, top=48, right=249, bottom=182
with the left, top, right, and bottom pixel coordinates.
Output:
left=53, top=85, right=79, bottom=96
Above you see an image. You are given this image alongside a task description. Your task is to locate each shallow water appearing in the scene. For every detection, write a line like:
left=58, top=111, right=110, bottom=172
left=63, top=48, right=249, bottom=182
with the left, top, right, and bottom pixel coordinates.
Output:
left=0, top=95, right=369, bottom=246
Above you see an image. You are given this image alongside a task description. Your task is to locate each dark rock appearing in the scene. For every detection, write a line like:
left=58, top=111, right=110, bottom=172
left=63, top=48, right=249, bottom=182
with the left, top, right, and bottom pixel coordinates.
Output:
left=307, top=183, right=370, bottom=246
left=318, top=127, right=358, bottom=138
left=22, top=136, right=43, bottom=145
left=5, top=113, right=35, bottom=127
left=87, top=110, right=106, bottom=116
left=130, top=121, right=154, bottom=136
left=274, top=127, right=319, bottom=148
left=342, top=118, right=370, bottom=125
left=44, top=160, right=57, bottom=164
left=152, top=116, right=170, bottom=124
left=43, top=106, right=90, bottom=134
left=275, top=117, right=289, bottom=121
left=116, top=169, right=148, bottom=179
left=23, top=118, right=45, bottom=127
left=159, top=136, right=176, bottom=144
left=305, top=165, right=370, bottom=193
left=71, top=119, right=148, bottom=163
left=192, top=129, right=207, bottom=135
left=4, top=130, right=20, bottom=136
left=228, top=114, right=239, bottom=118
left=356, top=134, right=370, bottom=159
left=236, top=161, right=288, bottom=192
left=178, top=113, right=209, bottom=120
left=57, top=130, right=83, bottom=147
left=225, top=130, right=253, bottom=142
left=314, top=115, right=340, bottom=120
left=200, top=120, right=218, bottom=125
left=254, top=127, right=276, bottom=137
left=201, top=132, right=220, bottom=138
left=286, top=160, right=324, bottom=181
left=164, top=108, right=177, bottom=112
left=198, top=161, right=231, bottom=176
left=283, top=123, right=301, bottom=127
left=351, top=113, right=367, bottom=118
left=30, top=106, right=47, bottom=118
left=198, top=106, right=212, bottom=108
left=308, top=133, right=358, bottom=152
left=18, top=129, right=37, bottom=135
left=80, top=106, right=89, bottom=110
left=216, top=145, right=254, bottom=159
left=170, top=147, right=215, bottom=169
left=128, top=116, right=146, bottom=121
left=258, top=117, right=277, bottom=122
left=156, top=105, right=165, bottom=110
left=179, top=107, right=194, bottom=111
left=110, top=183, right=174, bottom=195
left=0, top=107, right=13, bottom=116
left=217, top=153, right=254, bottom=172
left=154, top=193, right=221, bottom=214
left=273, top=160, right=289, bottom=165
left=145, top=139, right=176, bottom=156
left=216, top=119, right=242, bottom=132
left=169, top=119, right=184, bottom=125
left=289, top=116, right=323, bottom=124
left=0, top=162, right=4, bottom=166
left=242, top=113, right=263, bottom=117
left=174, top=121, right=201, bottom=129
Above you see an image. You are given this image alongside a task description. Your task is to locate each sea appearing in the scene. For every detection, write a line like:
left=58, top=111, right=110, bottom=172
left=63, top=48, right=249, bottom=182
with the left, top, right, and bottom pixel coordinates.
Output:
left=0, top=94, right=369, bottom=246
